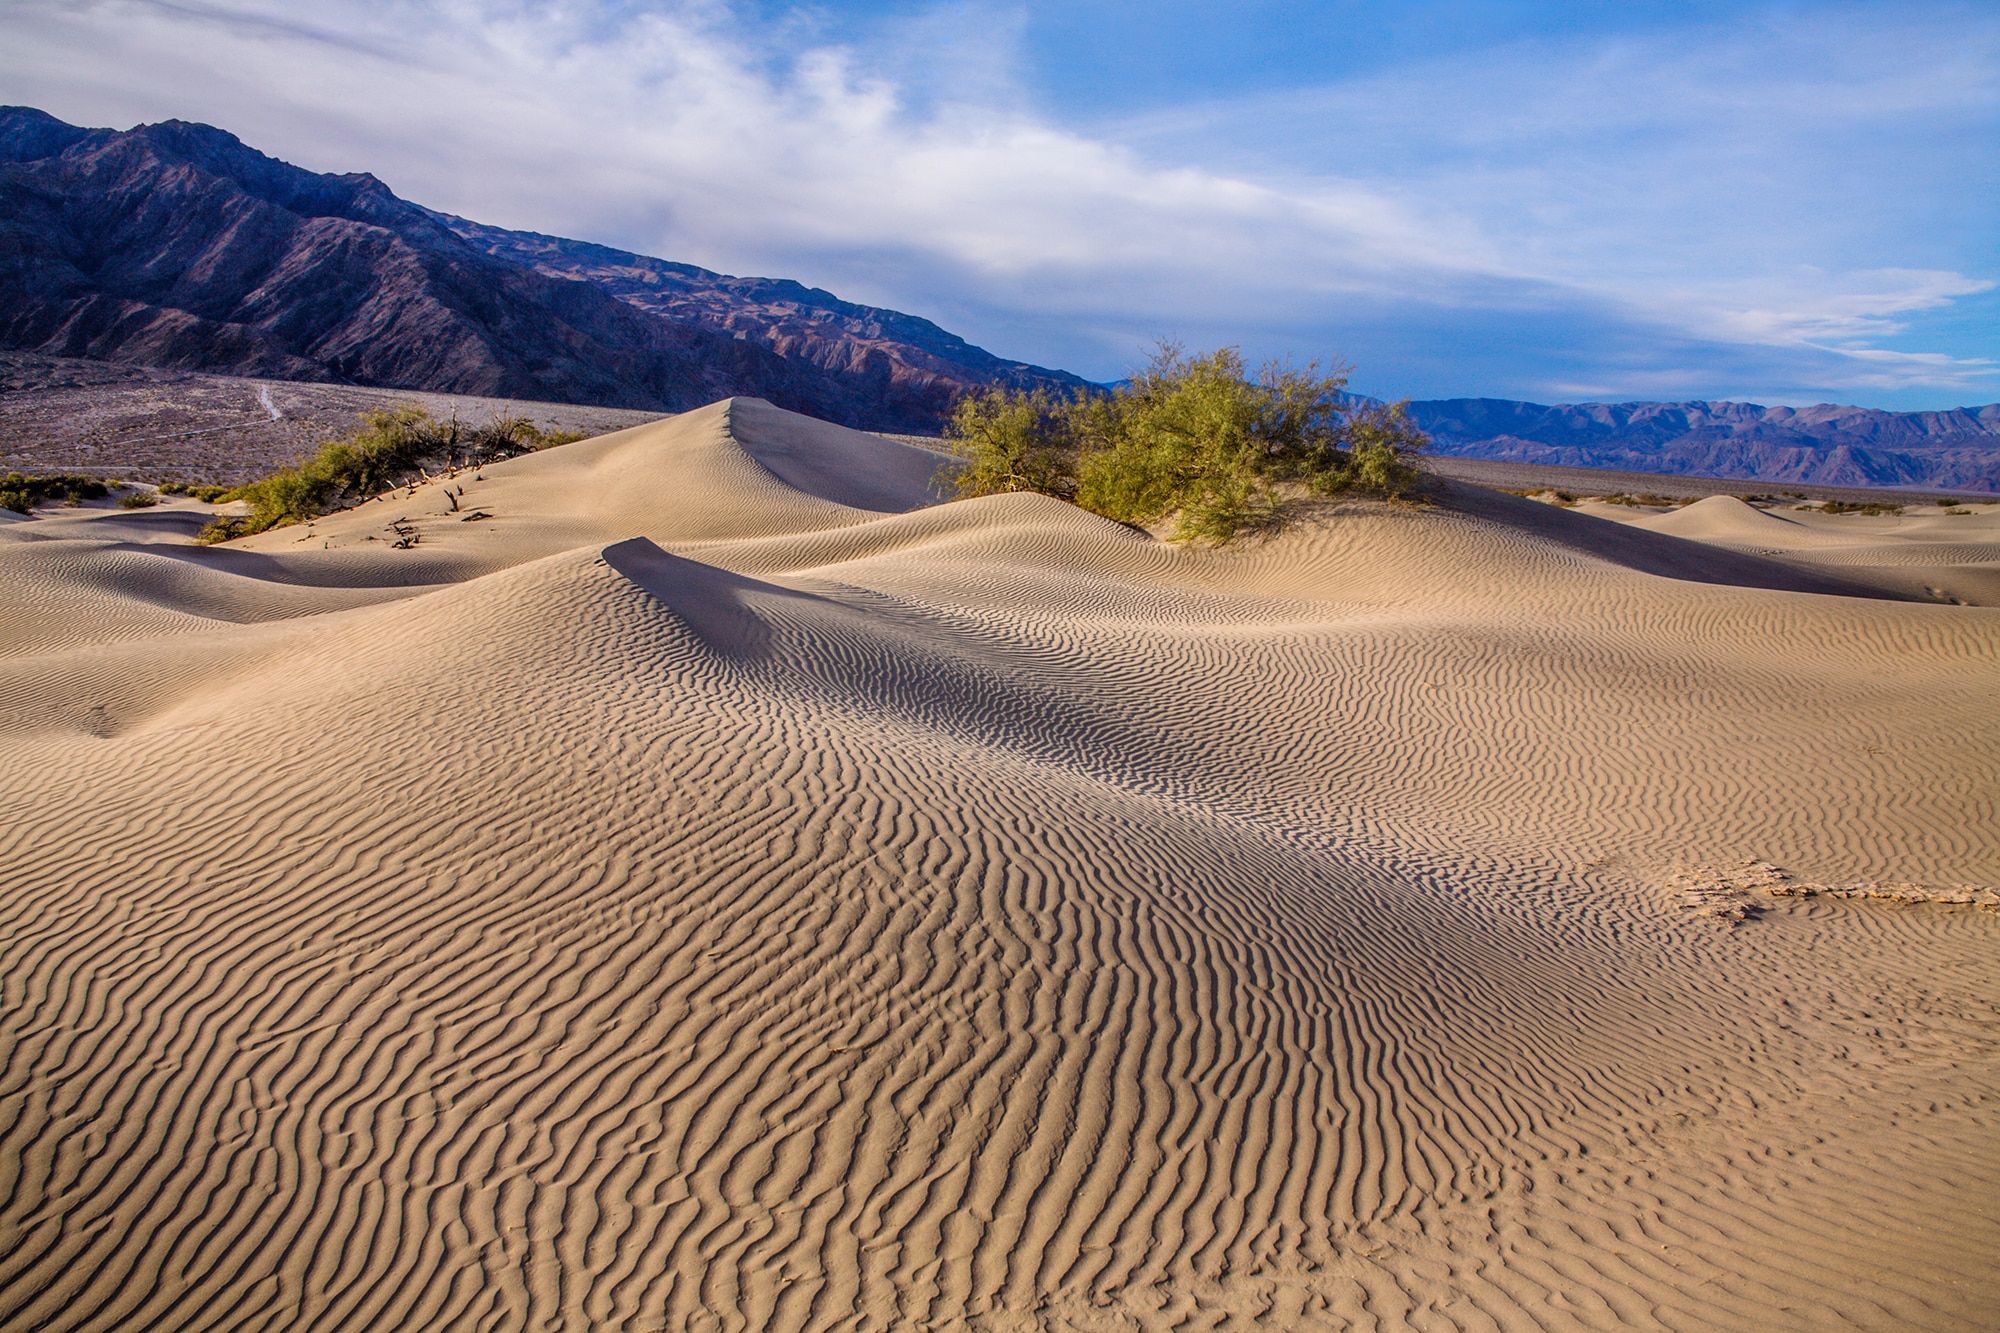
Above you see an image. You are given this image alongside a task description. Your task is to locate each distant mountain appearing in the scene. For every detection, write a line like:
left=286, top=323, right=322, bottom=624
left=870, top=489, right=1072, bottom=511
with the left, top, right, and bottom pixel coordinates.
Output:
left=0, top=107, right=1085, bottom=430
left=434, top=214, right=1089, bottom=425
left=1406, top=398, right=2000, bottom=494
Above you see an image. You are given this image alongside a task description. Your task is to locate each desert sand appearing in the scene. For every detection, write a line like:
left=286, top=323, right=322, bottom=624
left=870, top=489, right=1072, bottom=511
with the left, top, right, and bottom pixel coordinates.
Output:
left=1, top=398, right=1995, bottom=1331
left=1590, top=492, right=2000, bottom=607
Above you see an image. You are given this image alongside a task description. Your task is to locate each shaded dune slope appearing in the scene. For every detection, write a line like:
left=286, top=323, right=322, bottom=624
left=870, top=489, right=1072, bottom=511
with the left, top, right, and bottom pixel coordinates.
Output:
left=1, top=402, right=1996, bottom=1332
left=1443, top=489, right=1907, bottom=599
left=1619, top=495, right=2000, bottom=606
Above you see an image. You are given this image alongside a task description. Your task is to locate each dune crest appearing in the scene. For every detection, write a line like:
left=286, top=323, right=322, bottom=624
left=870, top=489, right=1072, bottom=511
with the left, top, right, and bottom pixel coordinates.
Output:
left=1, top=400, right=1996, bottom=1332
left=1593, top=492, right=2000, bottom=605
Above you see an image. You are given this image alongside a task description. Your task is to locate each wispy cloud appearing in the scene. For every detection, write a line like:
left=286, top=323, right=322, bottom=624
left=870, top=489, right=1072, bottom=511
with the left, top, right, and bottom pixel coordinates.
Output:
left=0, top=0, right=1994, bottom=406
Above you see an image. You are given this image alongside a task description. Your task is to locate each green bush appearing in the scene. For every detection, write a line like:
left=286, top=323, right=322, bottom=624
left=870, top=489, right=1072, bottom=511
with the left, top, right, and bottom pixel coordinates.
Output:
left=189, top=485, right=233, bottom=503
left=156, top=481, right=231, bottom=499
left=0, top=472, right=110, bottom=512
left=944, top=345, right=1427, bottom=542
left=119, top=490, right=159, bottom=509
left=941, top=388, right=1079, bottom=500
left=1602, top=491, right=1697, bottom=508
left=198, top=408, right=586, bottom=543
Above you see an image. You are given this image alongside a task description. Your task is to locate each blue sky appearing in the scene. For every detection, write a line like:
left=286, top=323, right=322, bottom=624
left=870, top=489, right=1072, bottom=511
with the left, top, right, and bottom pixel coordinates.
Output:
left=2, top=0, right=1995, bottom=408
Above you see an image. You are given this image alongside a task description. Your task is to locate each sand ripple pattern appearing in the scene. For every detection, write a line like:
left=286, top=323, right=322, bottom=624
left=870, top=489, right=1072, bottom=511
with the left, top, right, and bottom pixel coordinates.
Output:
left=1, top=406, right=1996, bottom=1331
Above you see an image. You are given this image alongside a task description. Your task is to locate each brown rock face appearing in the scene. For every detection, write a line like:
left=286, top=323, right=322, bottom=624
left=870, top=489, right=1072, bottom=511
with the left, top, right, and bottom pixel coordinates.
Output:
left=437, top=215, right=1094, bottom=429
left=0, top=107, right=1087, bottom=430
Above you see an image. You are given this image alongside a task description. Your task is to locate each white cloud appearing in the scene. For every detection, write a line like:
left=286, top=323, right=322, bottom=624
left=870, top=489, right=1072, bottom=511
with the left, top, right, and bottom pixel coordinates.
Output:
left=1685, top=269, right=1994, bottom=345
left=1097, top=5, right=2000, bottom=391
left=0, top=0, right=1994, bottom=404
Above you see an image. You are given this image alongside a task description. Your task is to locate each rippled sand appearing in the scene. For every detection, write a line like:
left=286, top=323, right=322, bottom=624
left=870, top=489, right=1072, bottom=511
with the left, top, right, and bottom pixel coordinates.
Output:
left=2, top=399, right=1995, bottom=1331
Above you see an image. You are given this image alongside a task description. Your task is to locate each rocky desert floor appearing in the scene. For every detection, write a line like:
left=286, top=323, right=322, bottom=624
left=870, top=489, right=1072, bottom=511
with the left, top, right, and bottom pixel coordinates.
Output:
left=0, top=352, right=665, bottom=486
left=1, top=399, right=1995, bottom=1332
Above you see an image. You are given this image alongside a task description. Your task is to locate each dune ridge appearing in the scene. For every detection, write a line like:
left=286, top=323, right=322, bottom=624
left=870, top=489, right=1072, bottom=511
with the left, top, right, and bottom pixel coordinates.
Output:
left=1, top=400, right=1995, bottom=1331
left=1602, top=494, right=2000, bottom=605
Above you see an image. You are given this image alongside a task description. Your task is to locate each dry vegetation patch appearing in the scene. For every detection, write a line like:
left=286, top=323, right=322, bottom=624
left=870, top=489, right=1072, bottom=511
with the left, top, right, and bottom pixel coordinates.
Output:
left=942, top=344, right=1430, bottom=542
left=1, top=472, right=112, bottom=512
left=199, top=409, right=583, bottom=543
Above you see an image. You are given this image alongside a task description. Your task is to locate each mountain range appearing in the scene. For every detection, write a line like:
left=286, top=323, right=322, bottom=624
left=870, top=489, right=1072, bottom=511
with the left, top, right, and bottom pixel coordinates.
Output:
left=0, top=106, right=1085, bottom=431
left=2, top=105, right=1995, bottom=486
left=1406, top=398, right=2000, bottom=493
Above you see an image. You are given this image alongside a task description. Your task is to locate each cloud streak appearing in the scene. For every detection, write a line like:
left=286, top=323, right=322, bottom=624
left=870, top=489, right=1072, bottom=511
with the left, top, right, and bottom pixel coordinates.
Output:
left=0, top=0, right=1994, bottom=406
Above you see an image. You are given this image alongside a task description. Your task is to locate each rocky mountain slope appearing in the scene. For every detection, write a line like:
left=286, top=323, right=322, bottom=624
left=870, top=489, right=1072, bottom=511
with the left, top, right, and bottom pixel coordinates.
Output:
left=0, top=107, right=1082, bottom=430
left=436, top=213, right=1090, bottom=426
left=1407, top=397, right=2000, bottom=493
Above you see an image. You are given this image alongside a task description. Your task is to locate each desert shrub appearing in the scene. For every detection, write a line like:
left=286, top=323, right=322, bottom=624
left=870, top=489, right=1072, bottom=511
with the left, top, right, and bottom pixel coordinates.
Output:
left=463, top=415, right=586, bottom=456
left=942, top=388, right=1079, bottom=500
left=945, top=344, right=1427, bottom=542
left=1818, top=500, right=1902, bottom=516
left=0, top=472, right=110, bottom=512
left=119, top=490, right=159, bottom=509
left=1330, top=400, right=1429, bottom=498
left=198, top=408, right=587, bottom=543
left=1070, top=348, right=1287, bottom=538
left=1603, top=491, right=1697, bottom=508
left=156, top=481, right=230, bottom=500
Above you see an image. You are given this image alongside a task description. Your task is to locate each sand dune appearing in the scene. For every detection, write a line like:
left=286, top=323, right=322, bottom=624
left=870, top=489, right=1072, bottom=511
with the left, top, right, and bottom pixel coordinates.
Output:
left=1601, top=493, right=2000, bottom=606
left=2, top=400, right=1996, bottom=1331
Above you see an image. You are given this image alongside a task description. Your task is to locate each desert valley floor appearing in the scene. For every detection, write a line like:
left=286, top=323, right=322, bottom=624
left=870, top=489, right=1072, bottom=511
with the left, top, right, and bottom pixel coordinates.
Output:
left=1, top=400, right=1996, bottom=1332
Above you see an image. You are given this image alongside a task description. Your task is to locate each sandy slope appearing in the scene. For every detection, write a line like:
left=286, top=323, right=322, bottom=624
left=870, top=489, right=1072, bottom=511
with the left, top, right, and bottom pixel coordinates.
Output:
left=1, top=400, right=1996, bottom=1332
left=1592, top=494, right=2000, bottom=606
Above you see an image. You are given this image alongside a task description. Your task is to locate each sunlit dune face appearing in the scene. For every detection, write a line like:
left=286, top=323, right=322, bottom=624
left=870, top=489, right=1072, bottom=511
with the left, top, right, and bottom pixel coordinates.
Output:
left=1, top=400, right=1994, bottom=1331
